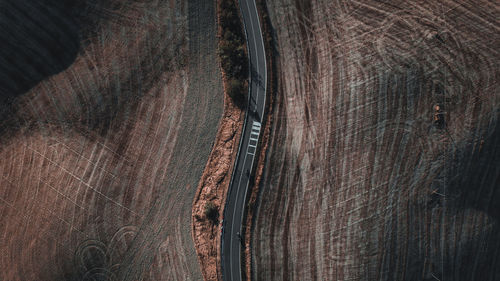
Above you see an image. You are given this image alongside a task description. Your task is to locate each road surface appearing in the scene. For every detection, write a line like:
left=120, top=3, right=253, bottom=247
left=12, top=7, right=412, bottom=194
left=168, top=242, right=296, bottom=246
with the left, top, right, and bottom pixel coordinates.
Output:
left=221, top=0, right=267, bottom=280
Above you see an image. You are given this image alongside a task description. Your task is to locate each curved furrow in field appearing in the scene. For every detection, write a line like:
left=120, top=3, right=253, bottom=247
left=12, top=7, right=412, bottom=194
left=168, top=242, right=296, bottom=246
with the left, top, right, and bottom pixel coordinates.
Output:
left=253, top=0, right=499, bottom=280
left=0, top=0, right=222, bottom=280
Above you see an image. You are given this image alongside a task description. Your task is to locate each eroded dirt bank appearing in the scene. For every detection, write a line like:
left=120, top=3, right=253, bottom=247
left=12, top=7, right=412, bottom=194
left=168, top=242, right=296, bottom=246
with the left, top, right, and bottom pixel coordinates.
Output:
left=252, top=1, right=500, bottom=280
left=191, top=82, right=244, bottom=281
left=191, top=0, right=246, bottom=280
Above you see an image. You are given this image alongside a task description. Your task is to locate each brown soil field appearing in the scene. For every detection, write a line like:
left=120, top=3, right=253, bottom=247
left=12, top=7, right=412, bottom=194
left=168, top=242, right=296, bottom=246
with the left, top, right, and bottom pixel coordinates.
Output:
left=0, top=0, right=222, bottom=280
left=252, top=1, right=499, bottom=280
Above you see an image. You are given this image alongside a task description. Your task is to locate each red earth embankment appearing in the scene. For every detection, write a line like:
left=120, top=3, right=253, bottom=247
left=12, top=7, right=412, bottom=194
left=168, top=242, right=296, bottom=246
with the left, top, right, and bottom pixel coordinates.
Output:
left=191, top=0, right=247, bottom=280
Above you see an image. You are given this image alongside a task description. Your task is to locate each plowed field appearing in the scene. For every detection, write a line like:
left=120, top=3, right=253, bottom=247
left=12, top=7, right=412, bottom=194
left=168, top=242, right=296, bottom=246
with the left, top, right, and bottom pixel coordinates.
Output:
left=252, top=1, right=499, bottom=280
left=0, top=0, right=222, bottom=280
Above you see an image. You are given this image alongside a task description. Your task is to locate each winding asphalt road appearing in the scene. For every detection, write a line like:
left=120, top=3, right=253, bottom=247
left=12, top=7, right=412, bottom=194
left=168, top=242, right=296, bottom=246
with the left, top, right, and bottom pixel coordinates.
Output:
left=221, top=0, right=267, bottom=280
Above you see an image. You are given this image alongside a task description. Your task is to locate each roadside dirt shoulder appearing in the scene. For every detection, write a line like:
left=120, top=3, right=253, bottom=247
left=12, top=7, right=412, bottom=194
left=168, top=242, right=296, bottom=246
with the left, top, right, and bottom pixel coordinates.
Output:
left=191, top=0, right=246, bottom=280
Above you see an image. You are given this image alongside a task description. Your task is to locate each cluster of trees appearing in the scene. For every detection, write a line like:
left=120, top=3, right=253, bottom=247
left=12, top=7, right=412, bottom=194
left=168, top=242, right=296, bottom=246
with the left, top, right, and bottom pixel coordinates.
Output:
left=218, top=0, right=248, bottom=107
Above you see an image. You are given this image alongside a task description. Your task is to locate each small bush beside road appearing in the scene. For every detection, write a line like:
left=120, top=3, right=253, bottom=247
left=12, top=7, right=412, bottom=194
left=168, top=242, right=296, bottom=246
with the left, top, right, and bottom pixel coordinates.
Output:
left=204, top=201, right=219, bottom=223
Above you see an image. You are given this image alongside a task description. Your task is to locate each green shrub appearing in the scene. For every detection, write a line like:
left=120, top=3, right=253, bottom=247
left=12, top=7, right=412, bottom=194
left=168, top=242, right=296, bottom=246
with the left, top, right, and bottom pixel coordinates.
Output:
left=218, top=0, right=248, bottom=105
left=204, top=201, right=218, bottom=223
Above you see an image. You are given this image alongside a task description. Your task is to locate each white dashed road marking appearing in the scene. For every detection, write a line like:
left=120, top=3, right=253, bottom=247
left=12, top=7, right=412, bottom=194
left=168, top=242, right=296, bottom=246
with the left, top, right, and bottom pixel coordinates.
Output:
left=247, top=121, right=261, bottom=155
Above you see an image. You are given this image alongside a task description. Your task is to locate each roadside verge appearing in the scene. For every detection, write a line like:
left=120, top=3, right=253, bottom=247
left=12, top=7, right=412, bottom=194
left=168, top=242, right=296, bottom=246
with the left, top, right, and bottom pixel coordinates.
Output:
left=242, top=0, right=277, bottom=280
left=191, top=0, right=248, bottom=280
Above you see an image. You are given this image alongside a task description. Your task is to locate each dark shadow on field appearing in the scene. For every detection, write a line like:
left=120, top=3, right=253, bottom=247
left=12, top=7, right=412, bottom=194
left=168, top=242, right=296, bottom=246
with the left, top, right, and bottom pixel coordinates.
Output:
left=0, top=0, right=82, bottom=103
left=0, top=0, right=180, bottom=142
left=445, top=117, right=500, bottom=221
left=397, top=220, right=500, bottom=281
left=375, top=118, right=500, bottom=281
left=441, top=118, right=500, bottom=280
